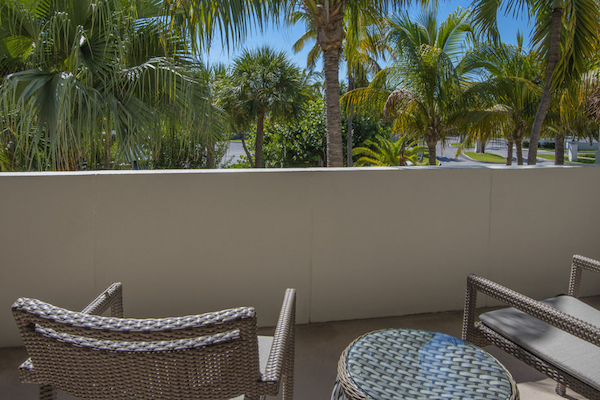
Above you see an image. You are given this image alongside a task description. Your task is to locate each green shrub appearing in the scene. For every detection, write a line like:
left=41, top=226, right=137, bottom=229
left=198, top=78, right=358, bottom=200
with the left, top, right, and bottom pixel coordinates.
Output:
left=522, top=140, right=555, bottom=149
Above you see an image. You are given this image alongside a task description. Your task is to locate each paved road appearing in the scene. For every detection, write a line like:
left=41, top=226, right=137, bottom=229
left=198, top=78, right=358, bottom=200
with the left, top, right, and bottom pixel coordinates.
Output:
left=220, top=139, right=556, bottom=168
left=221, top=142, right=246, bottom=167
left=438, top=138, right=553, bottom=166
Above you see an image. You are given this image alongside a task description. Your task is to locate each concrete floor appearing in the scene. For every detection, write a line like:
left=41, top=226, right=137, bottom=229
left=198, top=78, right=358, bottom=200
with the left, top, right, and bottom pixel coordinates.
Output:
left=1, top=303, right=595, bottom=400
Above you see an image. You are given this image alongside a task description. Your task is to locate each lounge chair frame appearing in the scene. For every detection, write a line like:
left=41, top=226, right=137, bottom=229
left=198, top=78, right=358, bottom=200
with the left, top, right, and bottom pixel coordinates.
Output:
left=463, top=255, right=600, bottom=400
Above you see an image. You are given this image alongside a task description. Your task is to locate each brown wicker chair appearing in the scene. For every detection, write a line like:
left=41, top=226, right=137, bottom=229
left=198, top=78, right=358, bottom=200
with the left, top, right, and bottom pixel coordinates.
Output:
left=12, top=283, right=296, bottom=400
left=463, top=255, right=600, bottom=400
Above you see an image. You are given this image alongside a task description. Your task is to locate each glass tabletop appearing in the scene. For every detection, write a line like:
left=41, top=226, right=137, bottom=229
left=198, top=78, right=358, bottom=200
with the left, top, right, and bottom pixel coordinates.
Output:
left=345, top=329, right=514, bottom=400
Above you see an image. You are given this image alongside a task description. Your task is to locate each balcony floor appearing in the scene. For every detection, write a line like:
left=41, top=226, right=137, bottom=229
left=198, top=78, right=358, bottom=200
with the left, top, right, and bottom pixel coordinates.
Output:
left=4, top=299, right=599, bottom=400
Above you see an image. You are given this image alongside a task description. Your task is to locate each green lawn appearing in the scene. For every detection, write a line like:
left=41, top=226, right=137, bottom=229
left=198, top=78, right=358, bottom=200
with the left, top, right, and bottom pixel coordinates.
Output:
left=537, top=153, right=552, bottom=160
left=537, top=154, right=595, bottom=164
left=230, top=139, right=242, bottom=143
left=465, top=152, right=506, bottom=163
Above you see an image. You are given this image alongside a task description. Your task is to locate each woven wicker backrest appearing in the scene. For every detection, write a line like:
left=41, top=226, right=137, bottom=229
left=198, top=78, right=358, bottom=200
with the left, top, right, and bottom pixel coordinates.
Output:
left=12, top=298, right=261, bottom=400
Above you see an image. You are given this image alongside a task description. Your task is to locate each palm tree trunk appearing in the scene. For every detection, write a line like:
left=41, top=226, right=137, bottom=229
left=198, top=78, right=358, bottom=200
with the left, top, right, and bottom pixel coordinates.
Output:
left=506, top=139, right=514, bottom=165
left=528, top=7, right=562, bottom=165
left=475, top=140, right=486, bottom=153
left=240, top=133, right=254, bottom=168
left=347, top=72, right=354, bottom=167
left=103, top=151, right=111, bottom=170
left=206, top=142, right=215, bottom=169
left=427, top=140, right=437, bottom=165
left=255, top=112, right=266, bottom=168
left=555, top=132, right=565, bottom=165
left=516, top=139, right=524, bottom=165
left=323, top=49, right=344, bottom=167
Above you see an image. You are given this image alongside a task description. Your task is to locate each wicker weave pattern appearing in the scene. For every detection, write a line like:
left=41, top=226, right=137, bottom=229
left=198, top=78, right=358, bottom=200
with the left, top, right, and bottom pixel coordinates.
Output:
left=334, top=329, right=518, bottom=400
left=465, top=274, right=600, bottom=346
left=13, top=283, right=296, bottom=400
left=462, top=255, right=600, bottom=400
left=569, top=255, right=600, bottom=298
left=80, top=282, right=123, bottom=317
left=263, top=288, right=296, bottom=399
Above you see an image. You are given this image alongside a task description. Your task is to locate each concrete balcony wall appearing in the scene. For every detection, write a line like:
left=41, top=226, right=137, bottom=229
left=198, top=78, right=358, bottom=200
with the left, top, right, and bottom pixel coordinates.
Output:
left=1, top=166, right=599, bottom=348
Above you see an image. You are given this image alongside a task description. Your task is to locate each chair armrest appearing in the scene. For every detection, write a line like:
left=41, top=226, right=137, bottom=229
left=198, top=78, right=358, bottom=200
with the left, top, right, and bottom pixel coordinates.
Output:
left=262, top=288, right=296, bottom=383
left=464, top=274, right=600, bottom=347
left=80, top=282, right=123, bottom=317
left=569, top=255, right=600, bottom=298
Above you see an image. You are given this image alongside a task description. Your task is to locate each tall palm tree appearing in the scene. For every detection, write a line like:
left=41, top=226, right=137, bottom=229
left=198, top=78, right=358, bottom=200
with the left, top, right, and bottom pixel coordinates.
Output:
left=277, top=1, right=414, bottom=167
left=174, top=0, right=428, bottom=167
left=470, top=0, right=600, bottom=164
left=460, top=36, right=541, bottom=165
left=343, top=8, right=475, bottom=165
left=0, top=0, right=216, bottom=170
left=548, top=70, right=600, bottom=164
left=291, top=7, right=383, bottom=166
left=218, top=46, right=310, bottom=168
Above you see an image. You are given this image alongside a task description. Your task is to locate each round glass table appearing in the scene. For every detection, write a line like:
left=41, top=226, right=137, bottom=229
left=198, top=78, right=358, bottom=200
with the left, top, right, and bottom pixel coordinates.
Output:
left=331, top=329, right=519, bottom=400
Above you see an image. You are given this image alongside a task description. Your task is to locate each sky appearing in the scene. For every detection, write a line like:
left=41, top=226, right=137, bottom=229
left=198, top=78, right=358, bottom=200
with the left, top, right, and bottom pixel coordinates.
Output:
left=204, top=0, right=531, bottom=78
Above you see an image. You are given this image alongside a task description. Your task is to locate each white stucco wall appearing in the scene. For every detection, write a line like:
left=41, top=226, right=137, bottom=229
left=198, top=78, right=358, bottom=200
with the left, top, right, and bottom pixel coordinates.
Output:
left=1, top=165, right=599, bottom=347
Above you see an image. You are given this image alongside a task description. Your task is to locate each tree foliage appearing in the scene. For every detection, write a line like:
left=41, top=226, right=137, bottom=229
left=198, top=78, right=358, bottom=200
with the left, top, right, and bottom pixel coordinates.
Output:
left=0, top=0, right=225, bottom=171
left=234, top=98, right=387, bottom=168
left=217, top=46, right=311, bottom=168
left=353, top=135, right=427, bottom=166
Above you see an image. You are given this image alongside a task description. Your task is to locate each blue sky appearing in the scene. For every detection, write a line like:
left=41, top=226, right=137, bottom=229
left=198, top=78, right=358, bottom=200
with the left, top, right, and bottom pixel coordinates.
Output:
left=205, top=0, right=531, bottom=77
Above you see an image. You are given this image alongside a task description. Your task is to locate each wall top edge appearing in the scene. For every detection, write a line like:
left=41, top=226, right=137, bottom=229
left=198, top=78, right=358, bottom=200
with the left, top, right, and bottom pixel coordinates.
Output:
left=0, top=164, right=591, bottom=177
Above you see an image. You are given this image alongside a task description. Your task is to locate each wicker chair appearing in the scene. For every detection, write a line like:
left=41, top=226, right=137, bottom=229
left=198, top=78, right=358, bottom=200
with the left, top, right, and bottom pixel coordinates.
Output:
left=12, top=283, right=296, bottom=400
left=463, top=255, right=600, bottom=400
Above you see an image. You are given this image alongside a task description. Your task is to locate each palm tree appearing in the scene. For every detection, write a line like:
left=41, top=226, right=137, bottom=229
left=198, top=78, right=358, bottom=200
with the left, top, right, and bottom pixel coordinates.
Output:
left=0, top=0, right=216, bottom=171
left=471, top=0, right=600, bottom=164
left=218, top=46, right=310, bottom=168
left=291, top=7, right=383, bottom=166
left=549, top=70, right=600, bottom=164
left=343, top=8, right=475, bottom=165
left=173, top=0, right=428, bottom=167
left=460, top=36, right=541, bottom=165
left=353, top=135, right=427, bottom=166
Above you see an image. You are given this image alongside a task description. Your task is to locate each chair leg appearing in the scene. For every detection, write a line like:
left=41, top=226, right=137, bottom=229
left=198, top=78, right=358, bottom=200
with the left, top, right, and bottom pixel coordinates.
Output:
left=39, top=385, right=56, bottom=400
left=281, top=327, right=295, bottom=400
left=555, top=383, right=566, bottom=396
left=282, top=368, right=294, bottom=400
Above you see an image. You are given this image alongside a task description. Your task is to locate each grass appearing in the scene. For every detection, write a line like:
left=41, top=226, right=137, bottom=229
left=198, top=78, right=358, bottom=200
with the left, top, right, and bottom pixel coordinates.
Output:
left=538, top=154, right=558, bottom=162
left=465, top=152, right=506, bottom=163
left=537, top=154, right=594, bottom=164
left=230, top=139, right=242, bottom=143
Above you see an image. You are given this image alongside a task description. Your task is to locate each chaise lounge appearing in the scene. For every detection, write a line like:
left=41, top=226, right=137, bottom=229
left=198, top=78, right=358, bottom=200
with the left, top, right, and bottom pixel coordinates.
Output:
left=463, top=255, right=600, bottom=399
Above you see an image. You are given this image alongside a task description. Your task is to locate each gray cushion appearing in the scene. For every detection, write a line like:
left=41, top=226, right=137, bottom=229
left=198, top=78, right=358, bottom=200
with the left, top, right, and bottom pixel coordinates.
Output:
left=480, top=295, right=600, bottom=390
left=257, top=335, right=274, bottom=374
